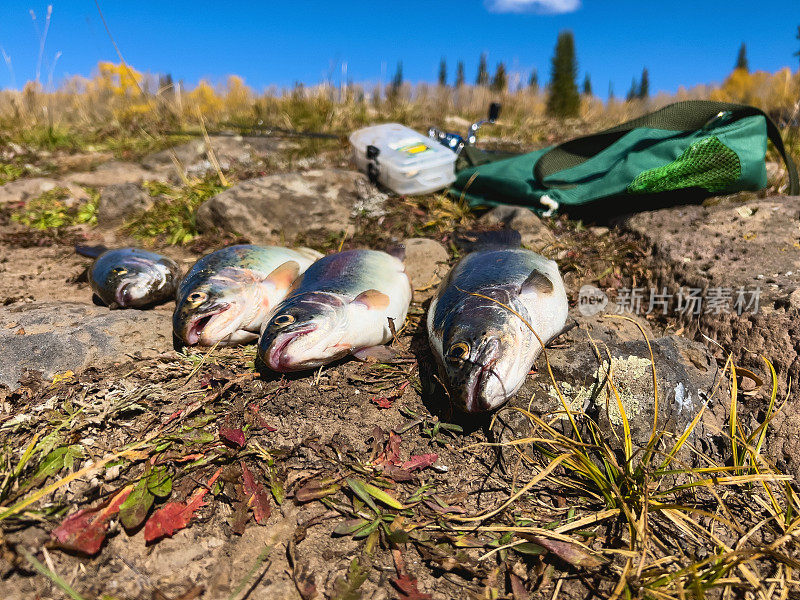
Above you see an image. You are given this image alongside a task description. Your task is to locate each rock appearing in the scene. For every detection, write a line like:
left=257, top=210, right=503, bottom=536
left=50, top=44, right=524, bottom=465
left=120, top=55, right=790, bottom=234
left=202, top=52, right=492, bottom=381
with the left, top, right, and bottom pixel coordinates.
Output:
left=97, top=183, right=153, bottom=227
left=619, top=195, right=800, bottom=479
left=140, top=135, right=280, bottom=180
left=66, top=160, right=162, bottom=187
left=478, top=205, right=556, bottom=252
left=402, top=238, right=450, bottom=300
left=515, top=315, right=725, bottom=461
left=0, top=302, right=173, bottom=390
left=196, top=169, right=385, bottom=243
left=0, top=177, right=87, bottom=205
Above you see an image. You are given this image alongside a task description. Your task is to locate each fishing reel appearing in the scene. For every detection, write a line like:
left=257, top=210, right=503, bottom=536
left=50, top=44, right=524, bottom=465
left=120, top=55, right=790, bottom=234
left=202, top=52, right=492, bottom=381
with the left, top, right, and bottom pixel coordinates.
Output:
left=428, top=102, right=501, bottom=156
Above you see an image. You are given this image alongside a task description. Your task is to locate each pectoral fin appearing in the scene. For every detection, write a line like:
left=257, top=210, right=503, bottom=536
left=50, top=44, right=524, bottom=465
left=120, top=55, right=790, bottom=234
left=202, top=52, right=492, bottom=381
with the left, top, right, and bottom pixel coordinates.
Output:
left=353, top=345, right=398, bottom=363
left=521, top=269, right=554, bottom=295
left=265, top=260, right=300, bottom=290
left=352, top=289, right=391, bottom=310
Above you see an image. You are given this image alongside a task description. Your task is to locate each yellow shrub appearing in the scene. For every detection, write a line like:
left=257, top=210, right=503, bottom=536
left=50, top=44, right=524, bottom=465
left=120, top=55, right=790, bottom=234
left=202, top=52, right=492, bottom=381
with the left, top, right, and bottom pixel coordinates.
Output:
left=187, top=80, right=223, bottom=119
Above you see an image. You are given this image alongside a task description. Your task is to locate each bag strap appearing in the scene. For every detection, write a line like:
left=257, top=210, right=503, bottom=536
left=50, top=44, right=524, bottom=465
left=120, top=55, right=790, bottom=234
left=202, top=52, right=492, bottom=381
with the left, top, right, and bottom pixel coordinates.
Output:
left=533, top=100, right=799, bottom=195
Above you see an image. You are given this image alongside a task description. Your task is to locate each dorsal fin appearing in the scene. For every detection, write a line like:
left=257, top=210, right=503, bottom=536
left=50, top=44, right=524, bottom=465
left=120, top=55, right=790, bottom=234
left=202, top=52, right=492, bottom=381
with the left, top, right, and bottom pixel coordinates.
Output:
left=265, top=260, right=300, bottom=290
left=75, top=244, right=109, bottom=259
left=352, top=289, right=391, bottom=310
left=521, top=269, right=554, bottom=295
left=453, top=228, right=521, bottom=253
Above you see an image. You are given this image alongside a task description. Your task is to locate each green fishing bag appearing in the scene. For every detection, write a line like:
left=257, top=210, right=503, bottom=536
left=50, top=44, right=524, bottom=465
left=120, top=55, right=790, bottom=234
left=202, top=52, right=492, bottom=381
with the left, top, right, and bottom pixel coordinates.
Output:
left=451, top=100, right=799, bottom=214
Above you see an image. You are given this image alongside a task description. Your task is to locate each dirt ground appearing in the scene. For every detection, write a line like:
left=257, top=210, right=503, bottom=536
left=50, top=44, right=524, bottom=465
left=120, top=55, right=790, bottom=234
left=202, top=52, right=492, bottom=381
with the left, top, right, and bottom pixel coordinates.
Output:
left=1, top=144, right=798, bottom=600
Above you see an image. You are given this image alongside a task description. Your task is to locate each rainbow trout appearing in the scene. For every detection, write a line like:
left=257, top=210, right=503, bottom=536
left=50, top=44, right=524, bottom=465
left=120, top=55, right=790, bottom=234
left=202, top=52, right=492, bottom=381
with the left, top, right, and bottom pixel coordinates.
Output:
left=258, top=249, right=412, bottom=371
left=173, top=244, right=321, bottom=346
left=428, top=245, right=568, bottom=413
left=78, top=246, right=182, bottom=309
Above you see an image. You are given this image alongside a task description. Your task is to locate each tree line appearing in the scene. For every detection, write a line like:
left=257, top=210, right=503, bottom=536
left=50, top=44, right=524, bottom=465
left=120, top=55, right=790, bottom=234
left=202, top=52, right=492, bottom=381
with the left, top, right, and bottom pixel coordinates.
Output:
left=387, top=26, right=800, bottom=119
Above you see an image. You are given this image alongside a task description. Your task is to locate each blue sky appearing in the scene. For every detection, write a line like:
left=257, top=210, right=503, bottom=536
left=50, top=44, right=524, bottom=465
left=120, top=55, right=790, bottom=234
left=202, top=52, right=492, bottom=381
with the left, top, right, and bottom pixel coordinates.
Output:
left=0, top=1, right=797, bottom=98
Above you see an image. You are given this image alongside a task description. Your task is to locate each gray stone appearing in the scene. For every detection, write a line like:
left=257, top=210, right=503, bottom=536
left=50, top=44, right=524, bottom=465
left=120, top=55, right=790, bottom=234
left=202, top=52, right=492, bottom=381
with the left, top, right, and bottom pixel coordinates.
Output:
left=0, top=302, right=173, bottom=390
left=97, top=183, right=153, bottom=227
left=140, top=135, right=280, bottom=180
left=619, top=195, right=800, bottom=479
left=514, top=314, right=726, bottom=461
left=0, top=177, right=87, bottom=205
left=402, top=238, right=450, bottom=300
left=66, top=161, right=162, bottom=187
left=478, top=205, right=556, bottom=252
left=195, top=169, right=385, bottom=243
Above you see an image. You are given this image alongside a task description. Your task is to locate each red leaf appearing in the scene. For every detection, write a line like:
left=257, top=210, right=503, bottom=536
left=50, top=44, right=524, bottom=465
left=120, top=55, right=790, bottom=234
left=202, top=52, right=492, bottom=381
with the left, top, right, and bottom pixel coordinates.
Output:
left=371, top=396, right=393, bottom=409
left=240, top=461, right=271, bottom=524
left=144, top=467, right=222, bottom=543
left=52, top=486, right=133, bottom=555
left=247, top=404, right=277, bottom=431
left=391, top=549, right=432, bottom=600
left=219, top=426, right=246, bottom=448
left=401, top=453, right=438, bottom=471
left=384, top=431, right=402, bottom=466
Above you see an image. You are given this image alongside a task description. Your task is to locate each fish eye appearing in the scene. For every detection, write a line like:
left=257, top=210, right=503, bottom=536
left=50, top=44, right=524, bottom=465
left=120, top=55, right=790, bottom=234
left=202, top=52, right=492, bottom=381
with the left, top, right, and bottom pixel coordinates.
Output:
left=272, top=314, right=295, bottom=327
left=111, top=267, right=128, bottom=275
left=187, top=291, right=208, bottom=304
left=446, top=342, right=470, bottom=363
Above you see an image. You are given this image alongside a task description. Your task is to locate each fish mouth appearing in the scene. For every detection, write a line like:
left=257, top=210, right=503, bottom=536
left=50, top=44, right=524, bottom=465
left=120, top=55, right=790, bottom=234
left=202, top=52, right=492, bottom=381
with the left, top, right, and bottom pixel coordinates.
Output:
left=115, top=282, right=136, bottom=307
left=267, top=326, right=318, bottom=372
left=186, top=306, right=229, bottom=345
left=463, top=357, right=499, bottom=413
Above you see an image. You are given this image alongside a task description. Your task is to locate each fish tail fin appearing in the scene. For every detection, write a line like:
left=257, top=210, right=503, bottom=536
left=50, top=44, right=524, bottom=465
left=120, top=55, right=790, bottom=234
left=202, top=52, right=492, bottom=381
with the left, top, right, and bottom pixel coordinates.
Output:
left=453, top=228, right=521, bottom=253
left=75, top=244, right=109, bottom=259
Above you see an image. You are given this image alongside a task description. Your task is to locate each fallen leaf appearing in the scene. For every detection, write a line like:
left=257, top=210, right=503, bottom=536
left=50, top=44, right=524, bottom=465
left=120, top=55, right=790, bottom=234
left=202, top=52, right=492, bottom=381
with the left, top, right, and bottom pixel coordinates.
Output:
left=52, top=485, right=133, bottom=554
left=391, top=549, right=432, bottom=600
left=219, top=426, right=246, bottom=448
left=525, top=535, right=605, bottom=568
left=144, top=468, right=221, bottom=543
left=295, top=477, right=341, bottom=502
left=371, top=396, right=393, bottom=409
left=401, top=454, right=438, bottom=471
left=119, top=478, right=154, bottom=530
left=240, top=461, right=271, bottom=524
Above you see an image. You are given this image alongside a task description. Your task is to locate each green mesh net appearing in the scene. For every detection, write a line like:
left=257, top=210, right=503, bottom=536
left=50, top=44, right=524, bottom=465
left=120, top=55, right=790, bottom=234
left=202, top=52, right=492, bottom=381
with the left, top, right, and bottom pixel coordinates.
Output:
left=628, top=136, right=741, bottom=194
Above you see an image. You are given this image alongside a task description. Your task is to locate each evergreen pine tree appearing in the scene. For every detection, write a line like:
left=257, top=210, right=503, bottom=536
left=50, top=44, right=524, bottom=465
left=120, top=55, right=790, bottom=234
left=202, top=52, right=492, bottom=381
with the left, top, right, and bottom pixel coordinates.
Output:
left=638, top=67, right=649, bottom=99
left=389, top=61, right=403, bottom=99
left=626, top=77, right=638, bottom=101
left=794, top=26, right=800, bottom=67
left=608, top=82, right=615, bottom=101
left=528, top=69, right=538, bottom=92
left=735, top=43, right=749, bottom=72
left=455, top=61, right=465, bottom=87
left=546, top=31, right=580, bottom=118
left=490, top=62, right=507, bottom=92
left=438, top=58, right=447, bottom=87
left=476, top=53, right=489, bottom=86
left=582, top=73, right=592, bottom=96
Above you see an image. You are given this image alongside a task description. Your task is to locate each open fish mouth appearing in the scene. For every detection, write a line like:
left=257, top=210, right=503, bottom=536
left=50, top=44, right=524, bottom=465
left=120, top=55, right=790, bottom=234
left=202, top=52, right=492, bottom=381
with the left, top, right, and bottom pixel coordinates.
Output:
left=186, top=306, right=229, bottom=345
left=115, top=281, right=146, bottom=307
left=267, top=326, right=318, bottom=371
left=464, top=357, right=499, bottom=413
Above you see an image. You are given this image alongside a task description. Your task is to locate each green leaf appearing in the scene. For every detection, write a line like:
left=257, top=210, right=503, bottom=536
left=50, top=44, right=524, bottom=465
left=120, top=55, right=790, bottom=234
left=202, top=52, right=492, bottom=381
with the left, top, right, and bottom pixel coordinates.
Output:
left=119, top=478, right=154, bottom=530
left=330, top=558, right=368, bottom=600
left=345, top=479, right=378, bottom=514
left=361, top=482, right=404, bottom=509
left=270, top=481, right=285, bottom=506
left=147, top=467, right=173, bottom=498
left=352, top=518, right=381, bottom=539
left=514, top=542, right=546, bottom=556
left=333, top=518, right=370, bottom=536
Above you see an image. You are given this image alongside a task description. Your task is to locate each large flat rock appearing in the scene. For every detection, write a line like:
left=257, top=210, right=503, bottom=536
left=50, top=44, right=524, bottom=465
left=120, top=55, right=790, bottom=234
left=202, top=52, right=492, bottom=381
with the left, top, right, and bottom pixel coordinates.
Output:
left=619, top=195, right=800, bottom=479
left=195, top=169, right=386, bottom=243
left=0, top=302, right=173, bottom=390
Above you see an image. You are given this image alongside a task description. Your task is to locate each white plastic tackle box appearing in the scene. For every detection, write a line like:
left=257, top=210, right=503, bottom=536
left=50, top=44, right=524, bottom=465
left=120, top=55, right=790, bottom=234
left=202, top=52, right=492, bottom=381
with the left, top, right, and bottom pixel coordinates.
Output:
left=349, top=123, right=457, bottom=195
